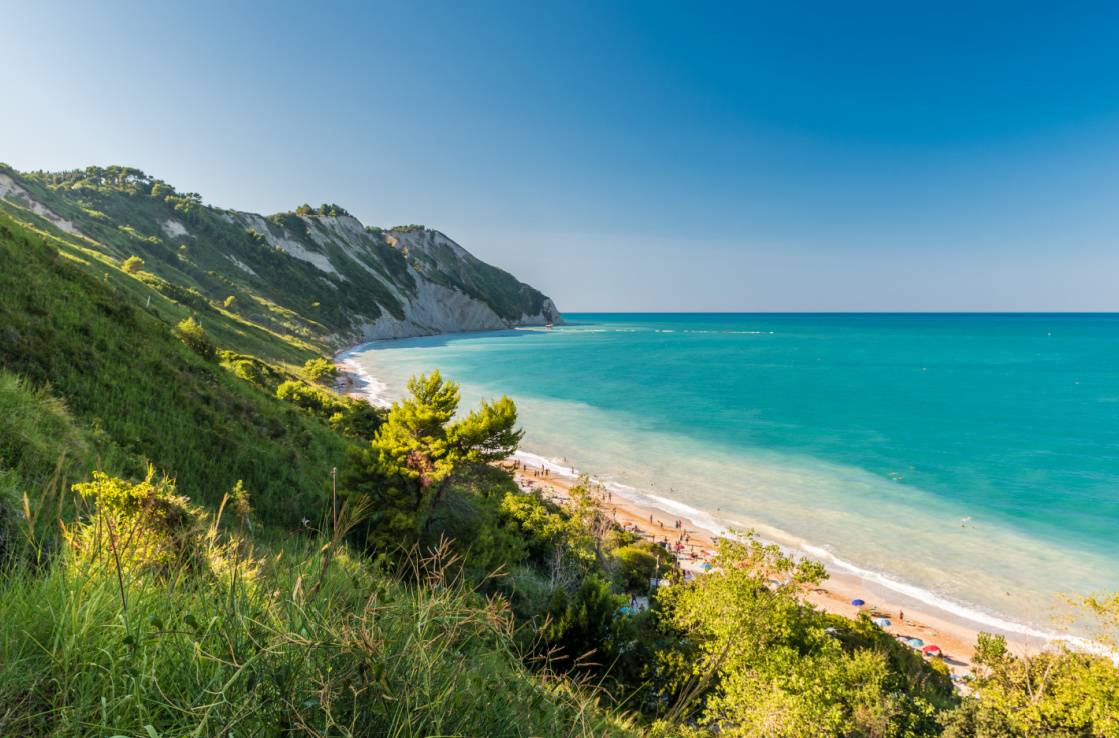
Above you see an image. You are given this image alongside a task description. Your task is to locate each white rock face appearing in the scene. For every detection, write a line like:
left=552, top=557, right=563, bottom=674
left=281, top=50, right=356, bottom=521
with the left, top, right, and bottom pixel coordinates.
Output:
left=220, top=216, right=562, bottom=342
left=226, top=254, right=258, bottom=276
left=354, top=265, right=525, bottom=339
left=230, top=211, right=345, bottom=278
left=162, top=219, right=190, bottom=238
left=0, top=173, right=84, bottom=236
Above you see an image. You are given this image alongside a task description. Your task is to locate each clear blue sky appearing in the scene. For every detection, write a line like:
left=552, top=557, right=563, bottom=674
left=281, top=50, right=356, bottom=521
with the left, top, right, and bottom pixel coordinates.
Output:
left=5, top=1, right=1119, bottom=311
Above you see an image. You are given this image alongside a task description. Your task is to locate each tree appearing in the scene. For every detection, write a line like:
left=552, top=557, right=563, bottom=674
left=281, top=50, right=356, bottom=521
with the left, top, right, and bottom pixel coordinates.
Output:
left=121, top=255, right=144, bottom=273
left=942, top=609, right=1119, bottom=738
left=347, top=371, right=523, bottom=545
left=656, top=535, right=943, bottom=737
left=303, top=357, right=337, bottom=384
left=613, top=542, right=675, bottom=595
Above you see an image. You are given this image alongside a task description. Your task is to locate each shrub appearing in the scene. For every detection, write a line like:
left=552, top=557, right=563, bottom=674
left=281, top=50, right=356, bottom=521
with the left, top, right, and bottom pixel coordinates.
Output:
left=613, top=543, right=669, bottom=594
left=121, top=255, right=144, bottom=273
left=69, top=469, right=212, bottom=578
left=303, top=356, right=337, bottom=384
left=174, top=316, right=216, bottom=360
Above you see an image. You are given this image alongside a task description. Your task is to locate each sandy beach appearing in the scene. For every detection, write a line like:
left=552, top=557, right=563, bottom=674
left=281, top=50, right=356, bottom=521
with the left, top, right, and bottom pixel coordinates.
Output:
left=504, top=456, right=990, bottom=676
left=334, top=358, right=1054, bottom=677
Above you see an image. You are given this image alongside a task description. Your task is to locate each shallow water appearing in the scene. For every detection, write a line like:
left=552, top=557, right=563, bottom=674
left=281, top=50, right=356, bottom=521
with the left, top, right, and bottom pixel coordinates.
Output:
left=344, top=313, right=1119, bottom=636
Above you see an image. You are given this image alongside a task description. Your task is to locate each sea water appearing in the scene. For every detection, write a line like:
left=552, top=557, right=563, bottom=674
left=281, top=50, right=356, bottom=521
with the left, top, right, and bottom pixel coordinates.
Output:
left=343, top=313, right=1119, bottom=639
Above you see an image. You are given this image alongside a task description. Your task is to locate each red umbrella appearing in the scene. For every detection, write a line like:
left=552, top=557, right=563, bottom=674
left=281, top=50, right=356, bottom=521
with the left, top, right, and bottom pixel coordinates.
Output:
left=921, top=645, right=942, bottom=657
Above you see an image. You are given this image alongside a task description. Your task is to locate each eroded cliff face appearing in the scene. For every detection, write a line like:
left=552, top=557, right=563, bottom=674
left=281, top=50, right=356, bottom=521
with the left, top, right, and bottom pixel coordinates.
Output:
left=0, top=165, right=562, bottom=346
left=221, top=211, right=563, bottom=341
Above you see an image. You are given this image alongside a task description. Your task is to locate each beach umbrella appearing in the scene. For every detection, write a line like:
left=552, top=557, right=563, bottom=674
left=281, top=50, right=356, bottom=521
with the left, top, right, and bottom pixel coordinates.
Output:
left=922, top=645, right=942, bottom=657
left=907, top=638, right=925, bottom=648
left=851, top=599, right=865, bottom=606
left=871, top=617, right=892, bottom=628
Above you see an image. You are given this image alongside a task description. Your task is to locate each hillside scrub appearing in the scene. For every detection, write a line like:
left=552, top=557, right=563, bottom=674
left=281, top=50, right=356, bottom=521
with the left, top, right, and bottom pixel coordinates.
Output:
left=0, top=493, right=636, bottom=737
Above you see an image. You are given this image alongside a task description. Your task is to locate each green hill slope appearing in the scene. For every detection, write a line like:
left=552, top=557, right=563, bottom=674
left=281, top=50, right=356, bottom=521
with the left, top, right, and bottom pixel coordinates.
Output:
left=0, top=209, right=348, bottom=526
left=0, top=164, right=562, bottom=358
left=0, top=189, right=633, bottom=737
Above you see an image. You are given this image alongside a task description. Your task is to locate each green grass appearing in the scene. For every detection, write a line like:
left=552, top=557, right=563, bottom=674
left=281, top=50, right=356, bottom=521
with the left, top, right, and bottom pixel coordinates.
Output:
left=0, top=536, right=636, bottom=737
left=0, top=210, right=349, bottom=528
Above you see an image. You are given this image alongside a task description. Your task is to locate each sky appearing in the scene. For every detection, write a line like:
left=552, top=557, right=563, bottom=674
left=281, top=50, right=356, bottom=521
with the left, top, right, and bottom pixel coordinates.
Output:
left=4, top=1, right=1119, bottom=311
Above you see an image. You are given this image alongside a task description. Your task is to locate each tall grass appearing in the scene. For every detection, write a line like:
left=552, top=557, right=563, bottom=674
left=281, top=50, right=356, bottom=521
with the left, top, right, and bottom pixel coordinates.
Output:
left=0, top=533, right=635, bottom=736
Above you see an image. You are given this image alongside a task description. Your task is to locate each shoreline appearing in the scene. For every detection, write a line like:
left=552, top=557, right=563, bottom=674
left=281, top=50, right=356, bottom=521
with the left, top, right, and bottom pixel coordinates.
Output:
left=333, top=341, right=1094, bottom=675
left=508, top=449, right=988, bottom=675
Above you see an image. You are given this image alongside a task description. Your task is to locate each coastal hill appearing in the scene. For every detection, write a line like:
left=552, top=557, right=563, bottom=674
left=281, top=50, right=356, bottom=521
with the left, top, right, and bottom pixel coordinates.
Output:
left=0, top=164, right=561, bottom=349
left=0, top=163, right=1115, bottom=736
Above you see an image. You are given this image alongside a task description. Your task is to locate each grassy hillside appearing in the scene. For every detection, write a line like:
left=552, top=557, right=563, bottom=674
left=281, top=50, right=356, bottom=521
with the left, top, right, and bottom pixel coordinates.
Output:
left=0, top=368, right=633, bottom=736
left=1, top=171, right=1115, bottom=737
left=0, top=164, right=560, bottom=352
left=0, top=209, right=347, bottom=527
left=0, top=201, right=634, bottom=736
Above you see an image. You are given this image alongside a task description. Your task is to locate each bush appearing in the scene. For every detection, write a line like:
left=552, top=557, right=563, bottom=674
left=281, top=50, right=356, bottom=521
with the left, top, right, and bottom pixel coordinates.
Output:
left=613, top=542, right=672, bottom=595
left=121, top=255, right=144, bottom=273
left=68, top=469, right=217, bottom=578
left=303, top=356, right=337, bottom=384
left=174, top=316, right=216, bottom=360
left=276, top=379, right=384, bottom=439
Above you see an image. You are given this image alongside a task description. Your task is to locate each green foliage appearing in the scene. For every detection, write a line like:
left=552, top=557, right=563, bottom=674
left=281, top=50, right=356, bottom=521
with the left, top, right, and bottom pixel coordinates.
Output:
left=295, top=202, right=351, bottom=217
left=348, top=370, right=522, bottom=545
left=121, top=254, right=144, bottom=273
left=173, top=316, right=216, bottom=360
left=0, top=371, right=91, bottom=494
left=0, top=536, right=635, bottom=736
left=303, top=356, right=337, bottom=384
left=657, top=535, right=948, bottom=737
left=70, top=469, right=213, bottom=578
left=275, top=378, right=384, bottom=439
left=118, top=223, right=161, bottom=244
left=612, top=542, right=675, bottom=595
left=941, top=629, right=1119, bottom=738
left=540, top=574, right=627, bottom=667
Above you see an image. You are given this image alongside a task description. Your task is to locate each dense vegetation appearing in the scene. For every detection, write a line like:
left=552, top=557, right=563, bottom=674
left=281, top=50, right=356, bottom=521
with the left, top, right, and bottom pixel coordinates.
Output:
left=0, top=175, right=1116, bottom=736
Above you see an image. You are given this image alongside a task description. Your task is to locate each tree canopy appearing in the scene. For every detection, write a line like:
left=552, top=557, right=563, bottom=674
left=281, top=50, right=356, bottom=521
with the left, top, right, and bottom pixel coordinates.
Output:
left=347, top=370, right=522, bottom=544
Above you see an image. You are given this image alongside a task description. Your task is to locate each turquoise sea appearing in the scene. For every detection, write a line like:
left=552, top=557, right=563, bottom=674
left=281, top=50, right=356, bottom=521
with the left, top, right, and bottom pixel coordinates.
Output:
left=344, top=313, right=1119, bottom=638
